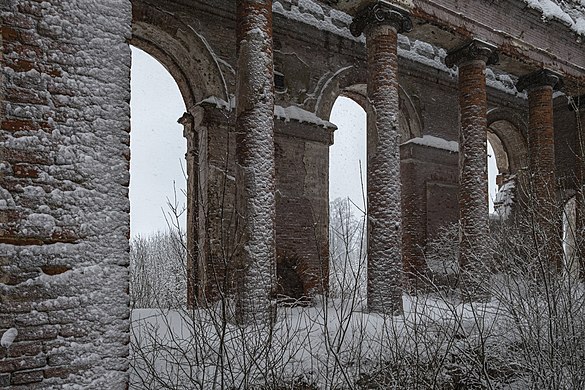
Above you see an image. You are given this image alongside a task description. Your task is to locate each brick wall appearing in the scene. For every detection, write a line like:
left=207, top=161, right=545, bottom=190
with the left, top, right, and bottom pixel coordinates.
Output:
left=195, top=104, right=332, bottom=301
left=1, top=0, right=131, bottom=387
left=401, top=143, right=459, bottom=275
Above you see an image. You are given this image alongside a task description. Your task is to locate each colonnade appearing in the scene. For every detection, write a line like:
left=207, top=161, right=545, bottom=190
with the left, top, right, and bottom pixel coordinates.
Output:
left=197, top=1, right=581, bottom=319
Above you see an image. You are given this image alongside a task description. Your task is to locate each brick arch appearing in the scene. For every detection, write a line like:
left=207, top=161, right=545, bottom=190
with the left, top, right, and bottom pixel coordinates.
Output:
left=131, top=1, right=229, bottom=109
left=315, top=65, right=422, bottom=142
left=487, top=108, right=528, bottom=175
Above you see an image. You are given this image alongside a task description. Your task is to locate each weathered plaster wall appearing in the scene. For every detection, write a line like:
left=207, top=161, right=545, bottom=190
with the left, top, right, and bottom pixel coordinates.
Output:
left=1, top=0, right=131, bottom=388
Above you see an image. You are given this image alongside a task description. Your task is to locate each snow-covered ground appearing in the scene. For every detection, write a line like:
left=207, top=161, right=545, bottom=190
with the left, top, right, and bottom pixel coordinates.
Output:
left=129, top=277, right=585, bottom=389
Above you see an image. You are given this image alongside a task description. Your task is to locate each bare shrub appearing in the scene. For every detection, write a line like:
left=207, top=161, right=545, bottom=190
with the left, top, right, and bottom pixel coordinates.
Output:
left=130, top=190, right=585, bottom=389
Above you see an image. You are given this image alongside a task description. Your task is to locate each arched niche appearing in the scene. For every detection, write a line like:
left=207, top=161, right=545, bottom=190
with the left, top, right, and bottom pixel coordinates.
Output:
left=487, top=108, right=528, bottom=176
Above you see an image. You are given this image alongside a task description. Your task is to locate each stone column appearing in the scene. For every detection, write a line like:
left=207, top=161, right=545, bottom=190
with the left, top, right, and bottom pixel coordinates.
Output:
left=350, top=3, right=412, bottom=314
left=516, top=70, right=563, bottom=270
left=235, top=0, right=276, bottom=323
left=179, top=112, right=198, bottom=307
left=445, top=40, right=497, bottom=292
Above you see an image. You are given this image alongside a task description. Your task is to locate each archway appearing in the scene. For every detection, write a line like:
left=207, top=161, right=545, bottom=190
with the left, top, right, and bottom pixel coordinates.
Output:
left=487, top=134, right=503, bottom=214
left=129, top=46, right=187, bottom=308
left=328, top=96, right=367, bottom=297
left=487, top=109, right=528, bottom=218
left=327, top=86, right=422, bottom=295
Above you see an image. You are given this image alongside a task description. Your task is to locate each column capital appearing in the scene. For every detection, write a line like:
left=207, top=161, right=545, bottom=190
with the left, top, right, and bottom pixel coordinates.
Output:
left=516, top=69, right=564, bottom=93
left=350, top=1, right=412, bottom=37
left=445, top=39, right=498, bottom=68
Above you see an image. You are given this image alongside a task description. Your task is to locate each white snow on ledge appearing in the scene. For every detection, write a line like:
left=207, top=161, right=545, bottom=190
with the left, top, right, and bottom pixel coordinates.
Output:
left=402, top=135, right=459, bottom=152
left=274, top=105, right=336, bottom=128
left=199, top=96, right=235, bottom=110
left=273, top=0, right=526, bottom=97
left=198, top=96, right=335, bottom=128
left=522, top=0, right=585, bottom=36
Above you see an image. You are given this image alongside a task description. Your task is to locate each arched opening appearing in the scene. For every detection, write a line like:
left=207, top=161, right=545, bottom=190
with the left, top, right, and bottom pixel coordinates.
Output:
left=129, top=46, right=188, bottom=308
left=329, top=96, right=367, bottom=211
left=487, top=134, right=502, bottom=214
left=328, top=96, right=367, bottom=297
left=487, top=113, right=527, bottom=219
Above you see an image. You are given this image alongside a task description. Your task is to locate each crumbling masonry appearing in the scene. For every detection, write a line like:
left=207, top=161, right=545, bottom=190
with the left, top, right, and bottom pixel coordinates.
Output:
left=1, top=0, right=584, bottom=387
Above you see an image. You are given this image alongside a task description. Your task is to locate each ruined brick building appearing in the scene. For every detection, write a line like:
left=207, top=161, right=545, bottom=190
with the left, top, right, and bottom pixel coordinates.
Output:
left=1, top=0, right=584, bottom=387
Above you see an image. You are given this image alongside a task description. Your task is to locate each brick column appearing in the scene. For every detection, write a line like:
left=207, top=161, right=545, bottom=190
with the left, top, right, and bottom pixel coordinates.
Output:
left=445, top=40, right=497, bottom=292
left=179, top=112, right=198, bottom=307
left=1, top=0, right=131, bottom=387
left=572, top=95, right=585, bottom=277
left=235, top=0, right=276, bottom=323
left=517, top=70, right=563, bottom=270
left=350, top=3, right=412, bottom=314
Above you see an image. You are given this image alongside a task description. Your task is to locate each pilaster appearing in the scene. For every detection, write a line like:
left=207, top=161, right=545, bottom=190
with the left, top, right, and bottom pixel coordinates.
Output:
left=516, top=69, right=564, bottom=270
left=179, top=112, right=199, bottom=308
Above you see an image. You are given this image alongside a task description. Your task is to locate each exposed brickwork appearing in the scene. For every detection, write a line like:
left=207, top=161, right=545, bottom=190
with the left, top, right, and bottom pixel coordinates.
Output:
left=179, top=112, right=199, bottom=307
left=401, top=143, right=459, bottom=280
left=517, top=70, right=564, bottom=269
left=445, top=40, right=496, bottom=295
left=234, top=0, right=277, bottom=323
left=456, top=59, right=490, bottom=271
left=2, top=0, right=583, bottom=386
left=195, top=103, right=332, bottom=305
left=352, top=3, right=412, bottom=314
left=192, top=105, right=237, bottom=303
left=1, top=0, right=131, bottom=388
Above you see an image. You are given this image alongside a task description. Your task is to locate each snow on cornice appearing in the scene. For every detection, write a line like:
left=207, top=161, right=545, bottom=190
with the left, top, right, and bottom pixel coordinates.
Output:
left=199, top=95, right=235, bottom=110
left=274, top=105, right=336, bottom=128
left=273, top=0, right=525, bottom=97
left=522, top=0, right=585, bottom=36
left=402, top=135, right=459, bottom=152
left=197, top=96, right=336, bottom=128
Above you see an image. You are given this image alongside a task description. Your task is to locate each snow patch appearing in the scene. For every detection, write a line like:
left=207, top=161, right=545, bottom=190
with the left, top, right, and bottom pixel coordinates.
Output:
left=199, top=96, right=335, bottom=128
left=198, top=95, right=235, bottom=110
left=274, top=105, right=336, bottom=128
left=402, top=135, right=459, bottom=152
left=522, top=0, right=585, bottom=36
left=493, top=176, right=516, bottom=220
left=1, top=328, right=18, bottom=349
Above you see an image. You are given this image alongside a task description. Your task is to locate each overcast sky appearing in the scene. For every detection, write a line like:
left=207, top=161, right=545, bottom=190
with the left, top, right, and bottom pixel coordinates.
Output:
left=130, top=47, right=187, bottom=237
left=130, top=47, right=498, bottom=237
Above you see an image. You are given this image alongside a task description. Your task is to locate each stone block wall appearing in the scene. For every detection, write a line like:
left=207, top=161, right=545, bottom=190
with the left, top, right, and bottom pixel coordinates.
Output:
left=1, top=0, right=131, bottom=387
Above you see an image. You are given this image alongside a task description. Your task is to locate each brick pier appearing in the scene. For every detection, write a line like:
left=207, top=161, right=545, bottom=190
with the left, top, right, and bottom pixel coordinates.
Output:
left=446, top=40, right=497, bottom=294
